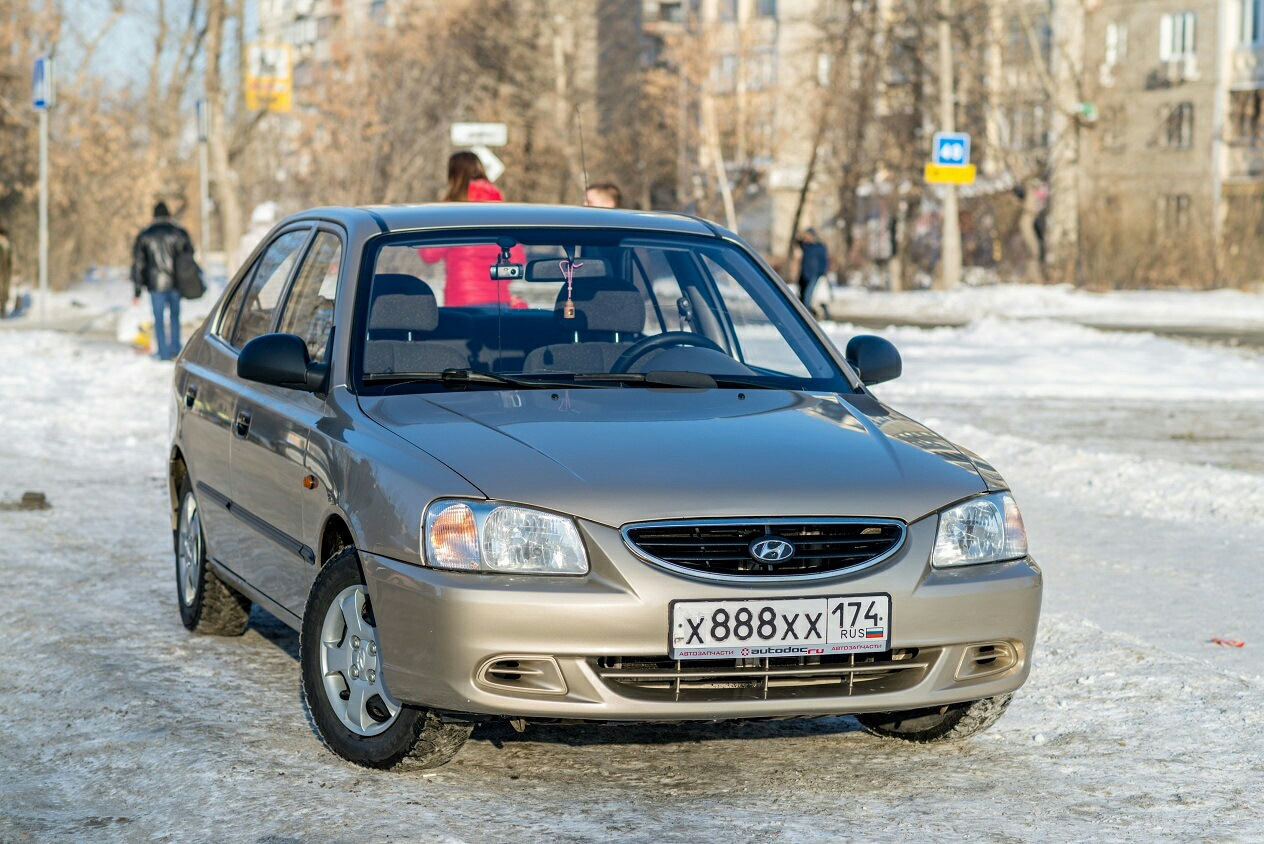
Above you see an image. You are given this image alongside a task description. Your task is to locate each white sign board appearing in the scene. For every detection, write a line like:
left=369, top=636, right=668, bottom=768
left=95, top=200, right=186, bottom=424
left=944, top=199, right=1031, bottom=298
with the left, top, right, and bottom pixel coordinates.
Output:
left=451, top=122, right=508, bottom=147
left=471, top=145, right=505, bottom=183
left=32, top=56, right=53, bottom=110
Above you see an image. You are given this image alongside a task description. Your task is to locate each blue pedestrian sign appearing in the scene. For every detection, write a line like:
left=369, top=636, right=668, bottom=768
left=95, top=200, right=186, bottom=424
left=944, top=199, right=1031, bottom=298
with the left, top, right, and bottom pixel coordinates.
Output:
left=32, top=56, right=53, bottom=110
left=932, top=132, right=970, bottom=167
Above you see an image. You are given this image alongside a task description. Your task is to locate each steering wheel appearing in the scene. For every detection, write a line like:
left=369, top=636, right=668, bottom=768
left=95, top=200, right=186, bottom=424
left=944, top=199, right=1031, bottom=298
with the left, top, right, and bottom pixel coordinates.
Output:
left=611, top=331, right=726, bottom=374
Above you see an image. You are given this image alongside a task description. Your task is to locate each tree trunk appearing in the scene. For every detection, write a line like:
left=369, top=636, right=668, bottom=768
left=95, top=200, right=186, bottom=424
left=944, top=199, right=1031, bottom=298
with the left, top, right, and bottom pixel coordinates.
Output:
left=205, top=0, right=243, bottom=273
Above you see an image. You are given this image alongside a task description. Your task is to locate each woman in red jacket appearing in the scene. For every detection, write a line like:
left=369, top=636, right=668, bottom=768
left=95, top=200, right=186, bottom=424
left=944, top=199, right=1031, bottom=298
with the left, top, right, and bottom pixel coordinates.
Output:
left=420, top=152, right=526, bottom=307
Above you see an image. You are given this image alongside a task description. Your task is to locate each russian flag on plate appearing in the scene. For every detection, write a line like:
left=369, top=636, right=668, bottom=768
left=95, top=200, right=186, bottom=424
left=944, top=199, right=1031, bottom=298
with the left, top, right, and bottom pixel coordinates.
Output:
left=865, top=628, right=884, bottom=639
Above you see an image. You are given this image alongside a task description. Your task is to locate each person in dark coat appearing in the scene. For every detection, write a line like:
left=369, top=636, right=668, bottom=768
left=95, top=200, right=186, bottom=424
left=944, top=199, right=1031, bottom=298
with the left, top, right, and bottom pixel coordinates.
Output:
left=796, top=228, right=829, bottom=309
left=132, top=201, right=194, bottom=360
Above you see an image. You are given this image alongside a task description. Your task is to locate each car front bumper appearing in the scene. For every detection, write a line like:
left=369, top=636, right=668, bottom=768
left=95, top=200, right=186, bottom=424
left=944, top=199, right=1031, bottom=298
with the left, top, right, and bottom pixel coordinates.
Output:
left=361, top=517, right=1043, bottom=721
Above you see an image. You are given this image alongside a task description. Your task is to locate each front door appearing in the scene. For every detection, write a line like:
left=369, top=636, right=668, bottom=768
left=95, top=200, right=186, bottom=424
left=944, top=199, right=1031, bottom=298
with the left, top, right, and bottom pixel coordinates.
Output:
left=230, top=229, right=343, bottom=615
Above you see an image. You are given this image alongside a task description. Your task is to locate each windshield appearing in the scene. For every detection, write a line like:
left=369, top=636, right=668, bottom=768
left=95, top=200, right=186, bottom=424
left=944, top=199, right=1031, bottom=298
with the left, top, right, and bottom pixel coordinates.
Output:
left=355, top=229, right=852, bottom=392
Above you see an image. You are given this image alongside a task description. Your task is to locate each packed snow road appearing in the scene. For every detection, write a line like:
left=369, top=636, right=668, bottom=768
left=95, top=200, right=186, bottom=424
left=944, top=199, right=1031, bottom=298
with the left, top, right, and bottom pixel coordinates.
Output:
left=0, top=321, right=1261, bottom=843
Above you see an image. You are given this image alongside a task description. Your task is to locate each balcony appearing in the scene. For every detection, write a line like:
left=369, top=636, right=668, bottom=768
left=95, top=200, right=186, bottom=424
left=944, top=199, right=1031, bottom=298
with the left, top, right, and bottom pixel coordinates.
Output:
left=1230, top=45, right=1264, bottom=89
left=1226, top=143, right=1264, bottom=181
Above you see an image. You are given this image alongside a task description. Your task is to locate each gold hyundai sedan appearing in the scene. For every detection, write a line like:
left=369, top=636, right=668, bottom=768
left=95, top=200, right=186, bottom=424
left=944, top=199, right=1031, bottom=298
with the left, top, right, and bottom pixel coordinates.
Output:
left=168, top=203, right=1042, bottom=769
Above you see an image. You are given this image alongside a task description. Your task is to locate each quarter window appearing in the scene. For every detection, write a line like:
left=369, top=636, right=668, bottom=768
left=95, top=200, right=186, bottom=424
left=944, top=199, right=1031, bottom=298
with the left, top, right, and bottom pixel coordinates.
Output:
left=231, top=229, right=309, bottom=349
left=278, top=231, right=342, bottom=361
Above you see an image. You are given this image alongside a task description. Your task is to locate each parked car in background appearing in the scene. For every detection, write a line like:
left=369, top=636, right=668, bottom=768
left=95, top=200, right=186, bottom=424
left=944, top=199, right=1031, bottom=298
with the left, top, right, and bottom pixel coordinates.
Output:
left=168, top=203, right=1042, bottom=769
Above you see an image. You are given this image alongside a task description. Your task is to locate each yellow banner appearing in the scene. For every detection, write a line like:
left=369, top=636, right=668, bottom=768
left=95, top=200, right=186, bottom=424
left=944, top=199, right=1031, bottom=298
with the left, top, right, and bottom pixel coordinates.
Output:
left=924, top=163, right=977, bottom=185
left=245, top=43, right=293, bottom=113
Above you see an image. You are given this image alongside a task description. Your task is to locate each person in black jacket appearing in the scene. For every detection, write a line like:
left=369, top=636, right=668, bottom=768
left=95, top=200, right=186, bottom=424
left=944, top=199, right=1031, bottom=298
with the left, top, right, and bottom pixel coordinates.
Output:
left=132, top=201, right=194, bottom=360
left=796, top=228, right=829, bottom=311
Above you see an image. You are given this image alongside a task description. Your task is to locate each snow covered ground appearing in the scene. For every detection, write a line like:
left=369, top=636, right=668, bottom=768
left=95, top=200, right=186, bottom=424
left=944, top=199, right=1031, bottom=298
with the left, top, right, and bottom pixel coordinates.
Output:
left=0, top=297, right=1262, bottom=841
left=820, top=281, right=1264, bottom=337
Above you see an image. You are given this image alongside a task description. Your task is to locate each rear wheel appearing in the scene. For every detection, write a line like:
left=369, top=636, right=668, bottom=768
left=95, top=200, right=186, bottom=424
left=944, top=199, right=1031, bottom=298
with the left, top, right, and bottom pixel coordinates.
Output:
left=175, top=476, right=251, bottom=635
left=855, top=694, right=1013, bottom=743
left=300, top=547, right=471, bottom=769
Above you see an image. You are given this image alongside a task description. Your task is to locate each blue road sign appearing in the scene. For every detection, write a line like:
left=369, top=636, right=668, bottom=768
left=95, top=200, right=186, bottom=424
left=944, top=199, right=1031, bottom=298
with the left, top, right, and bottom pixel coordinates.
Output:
left=932, top=132, right=971, bottom=167
left=33, top=56, right=52, bottom=110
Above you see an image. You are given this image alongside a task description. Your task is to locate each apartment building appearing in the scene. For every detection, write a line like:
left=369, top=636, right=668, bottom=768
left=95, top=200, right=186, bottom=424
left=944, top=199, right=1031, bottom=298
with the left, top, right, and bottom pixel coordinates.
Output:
left=1082, top=0, right=1264, bottom=276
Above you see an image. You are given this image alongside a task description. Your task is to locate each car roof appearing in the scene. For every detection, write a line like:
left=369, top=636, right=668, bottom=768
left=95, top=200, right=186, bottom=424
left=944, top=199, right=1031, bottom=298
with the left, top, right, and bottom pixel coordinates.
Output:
left=289, top=203, right=722, bottom=237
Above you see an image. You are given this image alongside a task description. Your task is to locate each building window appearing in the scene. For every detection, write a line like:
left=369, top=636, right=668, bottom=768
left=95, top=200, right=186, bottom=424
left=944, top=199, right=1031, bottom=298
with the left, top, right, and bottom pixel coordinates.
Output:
left=1105, top=21, right=1128, bottom=67
left=1231, top=89, right=1264, bottom=144
left=1163, top=102, right=1194, bottom=148
left=1101, top=106, right=1127, bottom=153
left=756, top=0, right=778, bottom=17
left=1243, top=0, right=1264, bottom=44
left=658, top=1, right=684, bottom=23
left=1158, top=194, right=1191, bottom=232
left=1159, top=12, right=1196, bottom=60
left=719, top=0, right=737, bottom=23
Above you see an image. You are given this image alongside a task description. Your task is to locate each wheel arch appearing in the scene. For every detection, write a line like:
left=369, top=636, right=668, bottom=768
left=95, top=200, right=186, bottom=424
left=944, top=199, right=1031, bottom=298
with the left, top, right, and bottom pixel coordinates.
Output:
left=319, top=513, right=357, bottom=567
left=169, top=447, right=189, bottom=531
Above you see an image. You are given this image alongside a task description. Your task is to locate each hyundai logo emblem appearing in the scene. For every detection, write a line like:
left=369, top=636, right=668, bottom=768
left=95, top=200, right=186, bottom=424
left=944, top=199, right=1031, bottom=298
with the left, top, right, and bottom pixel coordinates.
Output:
left=749, top=537, right=795, bottom=563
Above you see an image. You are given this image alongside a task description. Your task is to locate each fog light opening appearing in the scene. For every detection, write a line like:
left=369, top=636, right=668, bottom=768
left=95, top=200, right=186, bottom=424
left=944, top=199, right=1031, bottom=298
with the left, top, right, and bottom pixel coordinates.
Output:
left=477, top=655, right=568, bottom=696
left=955, top=641, right=1019, bottom=681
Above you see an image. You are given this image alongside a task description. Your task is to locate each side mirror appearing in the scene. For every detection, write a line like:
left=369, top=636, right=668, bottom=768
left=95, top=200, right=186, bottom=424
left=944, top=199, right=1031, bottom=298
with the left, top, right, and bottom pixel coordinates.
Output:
left=845, top=335, right=902, bottom=386
left=238, top=333, right=328, bottom=392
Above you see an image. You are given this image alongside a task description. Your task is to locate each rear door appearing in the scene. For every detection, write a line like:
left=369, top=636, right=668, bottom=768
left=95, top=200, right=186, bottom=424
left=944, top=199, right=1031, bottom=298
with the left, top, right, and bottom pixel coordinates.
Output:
left=229, top=228, right=343, bottom=615
left=178, top=261, right=258, bottom=559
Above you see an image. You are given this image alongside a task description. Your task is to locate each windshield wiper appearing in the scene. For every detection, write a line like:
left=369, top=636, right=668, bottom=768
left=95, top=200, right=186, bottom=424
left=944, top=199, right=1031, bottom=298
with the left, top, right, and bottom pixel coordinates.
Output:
left=571, top=371, right=779, bottom=390
left=364, top=369, right=593, bottom=390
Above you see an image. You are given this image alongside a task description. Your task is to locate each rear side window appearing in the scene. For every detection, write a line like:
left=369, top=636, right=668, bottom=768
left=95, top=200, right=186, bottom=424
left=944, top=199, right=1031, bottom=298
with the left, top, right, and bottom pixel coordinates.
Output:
left=230, top=229, right=309, bottom=349
left=278, top=231, right=342, bottom=361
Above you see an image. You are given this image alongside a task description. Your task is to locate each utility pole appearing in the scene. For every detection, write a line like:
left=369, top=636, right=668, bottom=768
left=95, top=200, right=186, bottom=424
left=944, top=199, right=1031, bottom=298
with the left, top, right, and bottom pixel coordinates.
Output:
left=33, top=57, right=54, bottom=328
left=935, top=0, right=961, bottom=291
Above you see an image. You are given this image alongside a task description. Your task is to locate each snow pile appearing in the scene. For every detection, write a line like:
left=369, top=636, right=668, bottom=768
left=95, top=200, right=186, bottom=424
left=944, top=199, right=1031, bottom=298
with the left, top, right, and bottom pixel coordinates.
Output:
left=0, top=260, right=229, bottom=342
left=934, top=421, right=1263, bottom=528
left=828, top=317, right=1264, bottom=403
left=824, top=282, right=1264, bottom=332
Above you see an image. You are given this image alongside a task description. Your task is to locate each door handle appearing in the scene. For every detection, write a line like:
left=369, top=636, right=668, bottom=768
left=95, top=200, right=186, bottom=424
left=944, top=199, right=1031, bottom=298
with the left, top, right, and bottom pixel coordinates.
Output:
left=184, top=385, right=198, bottom=408
left=234, top=410, right=252, bottom=438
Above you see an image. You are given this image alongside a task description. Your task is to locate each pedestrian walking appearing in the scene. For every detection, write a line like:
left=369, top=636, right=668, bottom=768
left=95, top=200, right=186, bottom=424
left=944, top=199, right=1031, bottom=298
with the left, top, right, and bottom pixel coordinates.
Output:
left=0, top=226, right=12, bottom=319
left=584, top=183, right=622, bottom=209
left=419, top=152, right=525, bottom=307
left=131, top=201, right=195, bottom=360
left=796, top=228, right=829, bottom=310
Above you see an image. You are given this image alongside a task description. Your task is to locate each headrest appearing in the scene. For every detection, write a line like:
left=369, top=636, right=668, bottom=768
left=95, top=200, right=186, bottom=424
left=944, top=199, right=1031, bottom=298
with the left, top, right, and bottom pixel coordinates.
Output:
left=554, top=279, right=644, bottom=334
left=369, top=273, right=438, bottom=332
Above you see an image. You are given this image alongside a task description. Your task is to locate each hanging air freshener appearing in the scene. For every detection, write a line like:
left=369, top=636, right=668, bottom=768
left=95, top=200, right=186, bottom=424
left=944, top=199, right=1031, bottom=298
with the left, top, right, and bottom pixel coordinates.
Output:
left=560, top=259, right=583, bottom=319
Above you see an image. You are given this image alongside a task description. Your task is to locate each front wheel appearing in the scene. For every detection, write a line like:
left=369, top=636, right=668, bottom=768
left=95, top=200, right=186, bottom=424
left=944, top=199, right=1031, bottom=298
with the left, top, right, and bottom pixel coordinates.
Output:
left=855, top=694, right=1014, bottom=743
left=300, top=547, right=471, bottom=769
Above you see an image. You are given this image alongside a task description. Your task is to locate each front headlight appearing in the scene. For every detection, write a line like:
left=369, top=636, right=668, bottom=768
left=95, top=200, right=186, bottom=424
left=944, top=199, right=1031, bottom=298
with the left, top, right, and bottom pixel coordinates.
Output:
left=423, top=499, right=588, bottom=575
left=932, top=492, right=1028, bottom=568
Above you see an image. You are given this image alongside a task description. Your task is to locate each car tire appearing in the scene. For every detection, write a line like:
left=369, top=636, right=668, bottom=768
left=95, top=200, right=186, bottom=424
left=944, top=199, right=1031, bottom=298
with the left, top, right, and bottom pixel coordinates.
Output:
left=300, top=546, right=472, bottom=770
left=175, top=476, right=251, bottom=635
left=855, top=694, right=1013, bottom=743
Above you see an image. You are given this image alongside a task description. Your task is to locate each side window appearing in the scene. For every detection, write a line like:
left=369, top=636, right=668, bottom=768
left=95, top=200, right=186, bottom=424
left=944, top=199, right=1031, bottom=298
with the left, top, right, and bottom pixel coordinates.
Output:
left=278, top=231, right=342, bottom=361
left=631, top=247, right=685, bottom=334
left=700, top=253, right=812, bottom=377
left=215, top=270, right=254, bottom=342
left=230, top=229, right=309, bottom=349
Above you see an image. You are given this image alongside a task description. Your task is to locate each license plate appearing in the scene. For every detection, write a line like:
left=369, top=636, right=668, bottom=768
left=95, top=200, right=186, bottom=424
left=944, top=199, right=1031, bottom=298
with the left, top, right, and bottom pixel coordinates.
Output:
left=670, top=594, right=891, bottom=660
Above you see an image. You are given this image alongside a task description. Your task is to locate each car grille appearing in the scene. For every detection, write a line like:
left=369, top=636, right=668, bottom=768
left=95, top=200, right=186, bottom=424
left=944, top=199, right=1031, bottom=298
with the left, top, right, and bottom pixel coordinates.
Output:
left=593, top=649, right=933, bottom=703
left=622, top=519, right=906, bottom=581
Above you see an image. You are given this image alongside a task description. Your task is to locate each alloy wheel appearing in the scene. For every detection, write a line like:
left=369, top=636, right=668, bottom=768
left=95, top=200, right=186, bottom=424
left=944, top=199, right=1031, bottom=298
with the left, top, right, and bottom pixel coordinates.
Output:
left=319, top=585, right=401, bottom=735
left=177, top=493, right=201, bottom=607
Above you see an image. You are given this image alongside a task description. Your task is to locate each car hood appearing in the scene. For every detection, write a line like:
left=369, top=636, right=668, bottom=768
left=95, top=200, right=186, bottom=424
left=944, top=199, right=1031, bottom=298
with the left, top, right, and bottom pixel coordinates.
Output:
left=359, top=389, right=987, bottom=527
